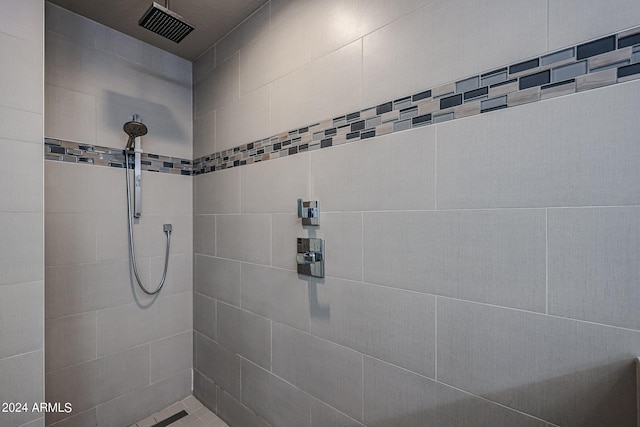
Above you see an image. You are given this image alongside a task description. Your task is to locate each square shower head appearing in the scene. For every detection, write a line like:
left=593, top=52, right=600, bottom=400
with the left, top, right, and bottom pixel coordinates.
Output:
left=138, top=2, right=195, bottom=43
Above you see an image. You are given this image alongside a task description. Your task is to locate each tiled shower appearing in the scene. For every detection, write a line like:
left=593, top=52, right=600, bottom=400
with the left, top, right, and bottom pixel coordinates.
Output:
left=2, top=0, right=640, bottom=426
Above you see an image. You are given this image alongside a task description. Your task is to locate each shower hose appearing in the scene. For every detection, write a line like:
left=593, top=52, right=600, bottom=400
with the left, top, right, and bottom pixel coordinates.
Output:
left=124, top=151, right=171, bottom=295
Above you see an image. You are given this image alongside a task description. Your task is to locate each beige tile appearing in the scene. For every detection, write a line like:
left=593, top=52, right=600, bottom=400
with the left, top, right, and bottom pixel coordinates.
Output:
left=215, top=3, right=270, bottom=64
left=453, top=101, right=481, bottom=118
left=239, top=8, right=308, bottom=96
left=96, top=292, right=192, bottom=356
left=310, top=125, right=435, bottom=211
left=149, top=331, right=192, bottom=383
left=363, top=0, right=547, bottom=106
left=194, top=109, right=216, bottom=159
left=0, top=140, right=42, bottom=213
left=194, top=54, right=239, bottom=119
left=588, top=46, right=632, bottom=70
left=271, top=40, right=362, bottom=136
left=0, top=32, right=43, bottom=113
left=194, top=168, right=241, bottom=214
left=488, top=80, right=518, bottom=97
left=507, top=86, right=540, bottom=107
left=45, top=311, right=96, bottom=373
left=575, top=67, right=617, bottom=92
left=241, top=152, right=309, bottom=214
left=216, top=85, right=270, bottom=152
left=540, top=80, right=576, bottom=100
left=45, top=85, right=96, bottom=144
left=549, top=0, right=640, bottom=50
left=216, top=214, right=271, bottom=265
left=0, top=104, right=43, bottom=144
left=0, top=282, right=43, bottom=360
left=308, top=0, right=430, bottom=60
left=0, top=213, right=43, bottom=285
left=438, top=80, right=640, bottom=209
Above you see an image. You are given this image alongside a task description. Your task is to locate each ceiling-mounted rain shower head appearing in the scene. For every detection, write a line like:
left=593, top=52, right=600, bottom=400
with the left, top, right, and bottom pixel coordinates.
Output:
left=138, top=1, right=195, bottom=43
left=124, top=118, right=148, bottom=151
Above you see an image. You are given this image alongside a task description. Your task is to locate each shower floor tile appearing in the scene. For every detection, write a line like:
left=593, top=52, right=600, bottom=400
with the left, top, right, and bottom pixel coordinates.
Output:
left=129, top=395, right=229, bottom=427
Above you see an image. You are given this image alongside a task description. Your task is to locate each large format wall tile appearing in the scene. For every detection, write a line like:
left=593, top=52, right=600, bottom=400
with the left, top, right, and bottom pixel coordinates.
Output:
left=549, top=0, right=640, bottom=50
left=95, top=370, right=190, bottom=427
left=271, top=40, right=362, bottom=135
left=216, top=85, right=271, bottom=152
left=271, top=212, right=363, bottom=281
left=45, top=260, right=131, bottom=319
left=1, top=213, right=43, bottom=285
left=311, top=126, right=435, bottom=212
left=193, top=293, right=216, bottom=341
left=194, top=168, right=241, bottom=214
left=362, top=0, right=547, bottom=106
left=311, top=398, right=364, bottom=427
left=0, top=32, right=44, bottom=113
left=311, top=278, right=435, bottom=378
left=215, top=2, right=270, bottom=65
left=363, top=356, right=545, bottom=427
left=96, top=292, right=192, bottom=356
left=216, top=214, right=271, bottom=265
left=0, top=0, right=43, bottom=43
left=548, top=207, right=640, bottom=330
left=45, top=346, right=149, bottom=425
left=437, top=81, right=640, bottom=209
left=217, top=302, right=271, bottom=369
left=307, top=0, right=431, bottom=60
left=241, top=359, right=311, bottom=427
left=363, top=209, right=546, bottom=312
left=0, top=282, right=43, bottom=361
left=149, top=331, right=192, bottom=383
left=0, top=105, right=43, bottom=144
left=45, top=311, right=95, bottom=373
left=217, top=389, right=270, bottom=427
left=194, top=53, right=239, bottom=119
left=437, top=298, right=640, bottom=427
left=241, top=263, right=310, bottom=332
left=272, top=323, right=363, bottom=421
left=239, top=9, right=308, bottom=96
left=0, top=351, right=44, bottom=427
left=194, top=255, right=241, bottom=306
left=0, top=140, right=43, bottom=213
left=241, top=153, right=309, bottom=214
left=195, top=333, right=241, bottom=399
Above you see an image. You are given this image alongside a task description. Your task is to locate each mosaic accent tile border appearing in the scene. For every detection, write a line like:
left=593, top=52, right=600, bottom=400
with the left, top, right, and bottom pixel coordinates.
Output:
left=192, top=26, right=640, bottom=175
left=44, top=27, right=640, bottom=176
left=44, top=138, right=193, bottom=175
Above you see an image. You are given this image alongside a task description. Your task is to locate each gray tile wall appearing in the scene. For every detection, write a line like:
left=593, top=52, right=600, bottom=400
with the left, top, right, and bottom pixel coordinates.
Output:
left=43, top=4, right=193, bottom=427
left=192, top=1, right=640, bottom=426
left=0, top=1, right=44, bottom=427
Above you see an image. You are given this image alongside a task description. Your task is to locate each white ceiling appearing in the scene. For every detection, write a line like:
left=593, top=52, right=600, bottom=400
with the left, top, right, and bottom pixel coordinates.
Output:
left=47, top=0, right=269, bottom=61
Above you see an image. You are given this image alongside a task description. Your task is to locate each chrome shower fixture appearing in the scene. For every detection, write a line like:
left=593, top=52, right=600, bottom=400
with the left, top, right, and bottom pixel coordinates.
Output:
left=139, top=1, right=195, bottom=43
left=123, top=116, right=148, bottom=151
left=122, top=116, right=172, bottom=295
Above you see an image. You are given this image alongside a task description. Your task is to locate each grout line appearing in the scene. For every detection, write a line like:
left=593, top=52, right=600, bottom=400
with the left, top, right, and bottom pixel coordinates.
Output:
left=434, top=126, right=438, bottom=210
left=360, top=211, right=364, bottom=282
left=434, top=296, right=438, bottom=381
left=366, top=354, right=548, bottom=424
left=361, top=353, right=365, bottom=422
left=545, top=208, right=549, bottom=314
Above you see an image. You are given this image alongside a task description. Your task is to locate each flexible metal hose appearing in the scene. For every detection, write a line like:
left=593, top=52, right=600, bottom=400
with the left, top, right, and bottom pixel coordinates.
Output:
left=125, top=151, right=171, bottom=295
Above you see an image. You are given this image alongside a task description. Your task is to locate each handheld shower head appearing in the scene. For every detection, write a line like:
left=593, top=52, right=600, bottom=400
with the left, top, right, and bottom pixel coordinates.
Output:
left=123, top=118, right=148, bottom=151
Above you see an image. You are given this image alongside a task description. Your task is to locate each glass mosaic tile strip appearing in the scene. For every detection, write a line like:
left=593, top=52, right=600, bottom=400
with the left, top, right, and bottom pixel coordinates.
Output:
left=45, top=26, right=640, bottom=175
left=44, top=139, right=192, bottom=175
left=190, top=26, right=640, bottom=176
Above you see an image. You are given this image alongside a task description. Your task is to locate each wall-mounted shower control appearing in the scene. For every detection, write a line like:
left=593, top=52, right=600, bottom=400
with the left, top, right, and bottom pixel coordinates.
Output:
left=297, top=199, right=320, bottom=226
left=296, top=238, right=324, bottom=278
